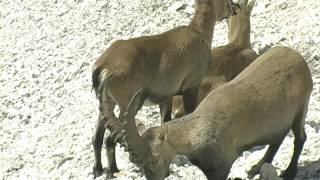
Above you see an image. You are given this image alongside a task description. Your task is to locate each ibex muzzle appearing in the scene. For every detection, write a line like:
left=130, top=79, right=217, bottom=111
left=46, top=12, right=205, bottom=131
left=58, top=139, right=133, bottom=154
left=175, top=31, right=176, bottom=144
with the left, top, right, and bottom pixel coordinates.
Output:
left=121, top=46, right=313, bottom=180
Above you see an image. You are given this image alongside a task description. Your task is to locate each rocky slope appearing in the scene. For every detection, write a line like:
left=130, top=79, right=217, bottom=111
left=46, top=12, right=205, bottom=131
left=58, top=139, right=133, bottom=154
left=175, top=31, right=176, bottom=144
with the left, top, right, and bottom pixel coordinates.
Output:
left=0, top=0, right=319, bottom=179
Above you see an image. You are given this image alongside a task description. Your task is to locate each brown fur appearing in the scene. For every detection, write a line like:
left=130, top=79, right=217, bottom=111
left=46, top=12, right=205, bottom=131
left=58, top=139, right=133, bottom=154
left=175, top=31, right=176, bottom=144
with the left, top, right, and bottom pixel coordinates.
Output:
left=172, top=0, right=258, bottom=118
left=122, top=46, right=313, bottom=180
left=91, top=0, right=239, bottom=178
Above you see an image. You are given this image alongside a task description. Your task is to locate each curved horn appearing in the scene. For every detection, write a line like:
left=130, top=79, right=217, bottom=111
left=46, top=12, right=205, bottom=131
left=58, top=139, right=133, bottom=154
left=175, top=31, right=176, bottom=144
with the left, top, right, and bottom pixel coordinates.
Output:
left=248, top=0, right=256, bottom=11
left=227, top=0, right=235, bottom=16
left=229, top=0, right=242, bottom=16
left=120, top=89, right=150, bottom=160
left=238, top=0, right=248, bottom=7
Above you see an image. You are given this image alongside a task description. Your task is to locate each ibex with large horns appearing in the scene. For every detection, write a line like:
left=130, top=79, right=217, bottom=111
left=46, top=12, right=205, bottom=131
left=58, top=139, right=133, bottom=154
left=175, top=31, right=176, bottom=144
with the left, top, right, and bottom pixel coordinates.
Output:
left=92, top=0, right=239, bottom=177
left=172, top=0, right=258, bottom=118
left=119, top=46, right=312, bottom=180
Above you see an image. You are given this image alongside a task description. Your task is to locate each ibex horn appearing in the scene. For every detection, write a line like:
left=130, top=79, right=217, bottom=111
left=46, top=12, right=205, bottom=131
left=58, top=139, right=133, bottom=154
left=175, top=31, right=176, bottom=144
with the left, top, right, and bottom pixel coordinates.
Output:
left=120, top=89, right=150, bottom=159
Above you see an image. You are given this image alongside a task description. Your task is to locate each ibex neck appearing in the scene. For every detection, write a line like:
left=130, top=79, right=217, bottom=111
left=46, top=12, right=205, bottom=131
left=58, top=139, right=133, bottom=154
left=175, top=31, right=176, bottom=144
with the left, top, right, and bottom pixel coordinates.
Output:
left=189, top=3, right=216, bottom=43
left=228, top=17, right=251, bottom=49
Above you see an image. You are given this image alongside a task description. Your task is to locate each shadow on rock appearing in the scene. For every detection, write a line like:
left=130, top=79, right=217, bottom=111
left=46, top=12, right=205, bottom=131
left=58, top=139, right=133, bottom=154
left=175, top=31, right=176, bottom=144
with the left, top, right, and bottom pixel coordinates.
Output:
left=295, top=159, right=320, bottom=180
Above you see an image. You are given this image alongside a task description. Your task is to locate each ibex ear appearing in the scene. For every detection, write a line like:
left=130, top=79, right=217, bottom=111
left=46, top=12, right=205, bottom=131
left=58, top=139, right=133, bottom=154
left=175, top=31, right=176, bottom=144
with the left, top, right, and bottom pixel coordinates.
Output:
left=155, top=128, right=167, bottom=141
left=248, top=0, right=256, bottom=11
left=158, top=131, right=166, bottom=141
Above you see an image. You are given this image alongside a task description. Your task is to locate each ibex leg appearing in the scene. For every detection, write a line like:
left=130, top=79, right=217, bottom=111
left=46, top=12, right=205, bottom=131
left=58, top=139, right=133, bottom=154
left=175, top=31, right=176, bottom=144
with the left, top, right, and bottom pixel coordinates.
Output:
left=182, top=86, right=199, bottom=115
left=159, top=97, right=172, bottom=123
left=104, top=112, right=125, bottom=178
left=92, top=113, right=106, bottom=178
left=247, top=141, right=283, bottom=178
left=281, top=107, right=307, bottom=180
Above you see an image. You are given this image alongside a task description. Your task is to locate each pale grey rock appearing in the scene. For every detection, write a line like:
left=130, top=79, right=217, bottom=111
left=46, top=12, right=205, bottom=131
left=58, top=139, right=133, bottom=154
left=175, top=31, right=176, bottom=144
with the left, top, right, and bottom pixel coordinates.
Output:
left=260, top=163, right=282, bottom=180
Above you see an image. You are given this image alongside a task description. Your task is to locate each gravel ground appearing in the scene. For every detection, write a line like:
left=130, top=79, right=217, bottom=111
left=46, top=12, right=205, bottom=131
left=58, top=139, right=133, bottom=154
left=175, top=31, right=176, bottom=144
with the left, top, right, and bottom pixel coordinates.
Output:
left=0, top=0, right=319, bottom=179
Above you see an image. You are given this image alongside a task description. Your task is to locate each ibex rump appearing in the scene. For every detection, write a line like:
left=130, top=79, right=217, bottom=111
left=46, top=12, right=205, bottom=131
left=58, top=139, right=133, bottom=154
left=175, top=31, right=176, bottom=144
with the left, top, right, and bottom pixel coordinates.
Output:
left=120, top=46, right=313, bottom=180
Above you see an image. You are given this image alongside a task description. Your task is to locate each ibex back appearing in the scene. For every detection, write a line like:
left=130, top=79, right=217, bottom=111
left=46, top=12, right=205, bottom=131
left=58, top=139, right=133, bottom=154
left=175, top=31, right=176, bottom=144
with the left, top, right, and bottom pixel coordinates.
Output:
left=121, top=46, right=312, bottom=180
left=91, top=0, right=239, bottom=178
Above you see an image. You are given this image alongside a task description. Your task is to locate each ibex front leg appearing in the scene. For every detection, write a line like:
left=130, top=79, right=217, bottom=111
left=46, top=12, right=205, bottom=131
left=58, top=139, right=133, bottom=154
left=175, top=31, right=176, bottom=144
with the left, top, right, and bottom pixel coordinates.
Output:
left=182, top=86, right=200, bottom=115
left=281, top=108, right=307, bottom=180
left=159, top=97, right=172, bottom=123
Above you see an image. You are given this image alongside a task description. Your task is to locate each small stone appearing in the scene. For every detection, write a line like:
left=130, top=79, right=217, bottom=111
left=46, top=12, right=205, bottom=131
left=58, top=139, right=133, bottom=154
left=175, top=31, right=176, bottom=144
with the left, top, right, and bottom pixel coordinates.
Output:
left=168, top=2, right=185, bottom=12
left=32, top=73, right=39, bottom=78
left=279, top=2, right=288, bottom=9
left=260, top=163, right=282, bottom=180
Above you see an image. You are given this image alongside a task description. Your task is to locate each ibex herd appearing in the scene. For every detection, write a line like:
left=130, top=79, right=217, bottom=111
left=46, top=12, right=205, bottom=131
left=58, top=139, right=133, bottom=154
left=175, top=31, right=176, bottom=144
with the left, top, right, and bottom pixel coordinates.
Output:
left=91, top=0, right=313, bottom=179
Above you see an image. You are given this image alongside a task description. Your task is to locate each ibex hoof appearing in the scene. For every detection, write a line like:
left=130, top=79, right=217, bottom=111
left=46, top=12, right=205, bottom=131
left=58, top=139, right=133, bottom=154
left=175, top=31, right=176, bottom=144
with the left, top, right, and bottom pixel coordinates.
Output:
left=280, top=170, right=296, bottom=180
left=93, top=164, right=104, bottom=178
left=106, top=168, right=119, bottom=179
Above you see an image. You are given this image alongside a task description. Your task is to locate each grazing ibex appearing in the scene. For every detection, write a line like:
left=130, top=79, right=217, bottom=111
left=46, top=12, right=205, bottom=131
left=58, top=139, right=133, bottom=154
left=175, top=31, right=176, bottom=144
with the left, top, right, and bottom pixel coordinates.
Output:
left=172, top=0, right=258, bottom=118
left=92, top=0, right=239, bottom=177
left=120, top=46, right=313, bottom=180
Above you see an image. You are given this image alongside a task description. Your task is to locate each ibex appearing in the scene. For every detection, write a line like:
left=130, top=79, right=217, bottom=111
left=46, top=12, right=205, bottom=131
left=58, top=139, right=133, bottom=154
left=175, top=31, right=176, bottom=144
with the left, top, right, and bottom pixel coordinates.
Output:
left=172, top=0, right=258, bottom=118
left=119, top=46, right=313, bottom=180
left=91, top=0, right=239, bottom=177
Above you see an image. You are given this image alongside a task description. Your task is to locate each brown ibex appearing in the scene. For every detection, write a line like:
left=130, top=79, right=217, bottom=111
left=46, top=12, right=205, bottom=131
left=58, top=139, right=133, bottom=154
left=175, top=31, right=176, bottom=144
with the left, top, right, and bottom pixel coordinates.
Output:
left=119, top=46, right=313, bottom=180
left=92, top=0, right=239, bottom=177
left=172, top=0, right=258, bottom=118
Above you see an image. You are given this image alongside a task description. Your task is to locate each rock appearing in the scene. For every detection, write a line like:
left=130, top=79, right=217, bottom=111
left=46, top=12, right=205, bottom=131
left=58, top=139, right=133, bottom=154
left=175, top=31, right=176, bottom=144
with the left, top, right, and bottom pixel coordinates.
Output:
left=168, top=2, right=186, bottom=12
left=279, top=2, right=288, bottom=9
left=57, top=157, right=74, bottom=168
left=260, top=163, right=282, bottom=180
left=258, top=43, right=273, bottom=55
left=172, top=155, right=191, bottom=167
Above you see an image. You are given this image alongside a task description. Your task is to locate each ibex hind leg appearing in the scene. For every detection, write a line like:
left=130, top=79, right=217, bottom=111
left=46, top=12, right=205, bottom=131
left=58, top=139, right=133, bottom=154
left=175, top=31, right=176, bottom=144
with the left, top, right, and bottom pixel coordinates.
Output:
left=92, top=97, right=120, bottom=178
left=95, top=80, right=122, bottom=178
left=281, top=106, right=308, bottom=180
left=102, top=100, right=124, bottom=178
left=92, top=113, right=107, bottom=178
left=105, top=135, right=119, bottom=178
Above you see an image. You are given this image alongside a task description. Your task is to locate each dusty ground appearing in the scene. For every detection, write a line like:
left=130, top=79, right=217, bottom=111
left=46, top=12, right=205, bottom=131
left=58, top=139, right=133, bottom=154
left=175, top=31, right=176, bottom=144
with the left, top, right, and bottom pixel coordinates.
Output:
left=0, top=0, right=319, bottom=179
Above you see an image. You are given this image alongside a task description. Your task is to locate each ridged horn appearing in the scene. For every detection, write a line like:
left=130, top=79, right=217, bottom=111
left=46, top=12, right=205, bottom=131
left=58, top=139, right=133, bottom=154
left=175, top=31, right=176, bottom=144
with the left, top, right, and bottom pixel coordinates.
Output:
left=120, top=89, right=150, bottom=161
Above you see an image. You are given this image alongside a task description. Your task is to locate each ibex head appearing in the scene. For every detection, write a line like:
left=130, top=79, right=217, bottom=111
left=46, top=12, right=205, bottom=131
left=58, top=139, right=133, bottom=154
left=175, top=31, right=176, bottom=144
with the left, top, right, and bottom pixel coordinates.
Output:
left=120, top=90, right=175, bottom=180
left=194, top=0, right=240, bottom=21
left=218, top=0, right=241, bottom=19
left=229, top=0, right=255, bottom=17
left=228, top=0, right=256, bottom=47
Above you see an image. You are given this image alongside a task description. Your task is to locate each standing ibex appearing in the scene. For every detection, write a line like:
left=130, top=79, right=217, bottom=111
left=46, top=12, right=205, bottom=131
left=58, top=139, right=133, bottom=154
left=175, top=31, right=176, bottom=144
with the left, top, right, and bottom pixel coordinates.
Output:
left=119, top=46, right=313, bottom=180
left=172, top=0, right=258, bottom=118
left=92, top=0, right=239, bottom=178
